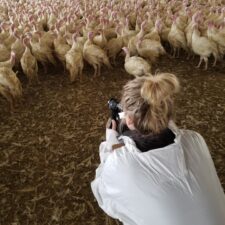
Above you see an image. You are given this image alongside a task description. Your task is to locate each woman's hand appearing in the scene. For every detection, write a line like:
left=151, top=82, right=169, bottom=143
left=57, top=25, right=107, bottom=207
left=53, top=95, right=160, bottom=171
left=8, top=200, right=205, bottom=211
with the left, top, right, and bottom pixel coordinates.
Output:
left=106, top=118, right=117, bottom=131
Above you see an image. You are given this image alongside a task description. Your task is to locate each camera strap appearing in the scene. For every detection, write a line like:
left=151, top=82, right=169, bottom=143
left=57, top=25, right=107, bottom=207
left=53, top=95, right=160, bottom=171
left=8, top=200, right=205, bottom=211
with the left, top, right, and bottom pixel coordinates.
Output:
left=112, top=143, right=125, bottom=150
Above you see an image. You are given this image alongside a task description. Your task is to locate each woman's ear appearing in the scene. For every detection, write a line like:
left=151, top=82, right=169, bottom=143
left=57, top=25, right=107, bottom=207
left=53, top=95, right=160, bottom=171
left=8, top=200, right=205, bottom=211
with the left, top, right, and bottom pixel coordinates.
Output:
left=126, top=115, right=133, bottom=126
left=126, top=114, right=135, bottom=130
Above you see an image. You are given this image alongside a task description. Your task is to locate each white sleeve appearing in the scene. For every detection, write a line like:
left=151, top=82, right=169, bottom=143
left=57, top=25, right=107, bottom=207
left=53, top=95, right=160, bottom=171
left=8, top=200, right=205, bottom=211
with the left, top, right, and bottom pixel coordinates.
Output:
left=99, top=129, right=120, bottom=164
left=196, top=133, right=225, bottom=195
left=91, top=129, right=121, bottom=220
left=196, top=133, right=225, bottom=216
left=91, top=128, right=119, bottom=208
left=91, top=176, right=138, bottom=225
left=91, top=176, right=119, bottom=219
left=91, top=136, right=119, bottom=220
left=91, top=158, right=138, bottom=225
left=93, top=129, right=120, bottom=179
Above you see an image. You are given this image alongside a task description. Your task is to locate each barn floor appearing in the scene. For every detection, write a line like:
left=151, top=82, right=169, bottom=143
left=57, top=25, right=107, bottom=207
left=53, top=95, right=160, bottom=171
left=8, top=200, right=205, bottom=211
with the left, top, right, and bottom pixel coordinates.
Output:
left=0, top=56, right=225, bottom=225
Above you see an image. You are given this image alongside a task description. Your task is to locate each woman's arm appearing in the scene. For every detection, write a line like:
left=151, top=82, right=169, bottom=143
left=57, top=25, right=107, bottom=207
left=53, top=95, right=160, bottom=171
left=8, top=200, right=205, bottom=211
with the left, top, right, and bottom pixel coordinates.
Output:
left=91, top=120, right=121, bottom=220
left=99, top=119, right=121, bottom=163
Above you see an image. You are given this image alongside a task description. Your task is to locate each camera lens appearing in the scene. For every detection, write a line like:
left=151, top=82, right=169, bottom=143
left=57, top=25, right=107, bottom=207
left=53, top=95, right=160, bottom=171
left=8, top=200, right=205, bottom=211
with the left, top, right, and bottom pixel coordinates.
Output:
left=108, top=98, right=118, bottom=110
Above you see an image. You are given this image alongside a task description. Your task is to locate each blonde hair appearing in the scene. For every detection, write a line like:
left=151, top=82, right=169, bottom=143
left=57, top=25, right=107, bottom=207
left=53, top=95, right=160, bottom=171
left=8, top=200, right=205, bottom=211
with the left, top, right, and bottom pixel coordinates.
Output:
left=121, top=73, right=180, bottom=134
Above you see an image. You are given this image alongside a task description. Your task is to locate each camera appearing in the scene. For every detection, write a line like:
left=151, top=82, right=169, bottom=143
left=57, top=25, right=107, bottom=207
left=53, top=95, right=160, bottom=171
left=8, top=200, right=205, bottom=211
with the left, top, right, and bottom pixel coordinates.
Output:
left=108, top=98, right=128, bottom=133
left=108, top=98, right=122, bottom=122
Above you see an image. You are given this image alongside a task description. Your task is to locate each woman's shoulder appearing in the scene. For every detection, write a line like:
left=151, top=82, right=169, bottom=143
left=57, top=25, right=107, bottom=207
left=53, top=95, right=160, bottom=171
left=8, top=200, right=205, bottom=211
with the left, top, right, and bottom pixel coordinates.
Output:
left=179, top=129, right=210, bottom=157
left=180, top=129, right=205, bottom=142
left=169, top=121, right=206, bottom=143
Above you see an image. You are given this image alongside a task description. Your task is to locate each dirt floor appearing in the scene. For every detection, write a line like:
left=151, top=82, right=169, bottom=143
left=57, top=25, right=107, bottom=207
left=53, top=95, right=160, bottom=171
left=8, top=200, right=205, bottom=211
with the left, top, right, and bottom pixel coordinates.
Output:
left=0, top=56, right=225, bottom=225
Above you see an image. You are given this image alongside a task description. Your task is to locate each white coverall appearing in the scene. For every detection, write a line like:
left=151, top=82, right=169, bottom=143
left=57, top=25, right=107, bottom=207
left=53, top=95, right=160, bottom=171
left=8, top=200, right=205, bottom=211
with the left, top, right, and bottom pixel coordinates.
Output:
left=91, top=122, right=225, bottom=225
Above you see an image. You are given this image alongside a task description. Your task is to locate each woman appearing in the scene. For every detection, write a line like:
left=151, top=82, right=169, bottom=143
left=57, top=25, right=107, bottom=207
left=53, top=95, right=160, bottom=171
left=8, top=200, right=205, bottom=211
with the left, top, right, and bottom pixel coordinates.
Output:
left=91, top=73, right=225, bottom=225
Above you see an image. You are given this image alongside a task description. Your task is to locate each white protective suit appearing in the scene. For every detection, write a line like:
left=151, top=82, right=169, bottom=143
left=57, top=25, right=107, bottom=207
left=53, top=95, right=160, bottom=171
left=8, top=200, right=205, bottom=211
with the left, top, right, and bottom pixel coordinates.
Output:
left=91, top=122, right=225, bottom=225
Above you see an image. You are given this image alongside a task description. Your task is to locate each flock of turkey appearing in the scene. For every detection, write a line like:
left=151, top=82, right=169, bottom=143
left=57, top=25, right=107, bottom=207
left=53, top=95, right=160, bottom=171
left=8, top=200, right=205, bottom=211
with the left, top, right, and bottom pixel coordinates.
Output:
left=0, top=0, right=224, bottom=110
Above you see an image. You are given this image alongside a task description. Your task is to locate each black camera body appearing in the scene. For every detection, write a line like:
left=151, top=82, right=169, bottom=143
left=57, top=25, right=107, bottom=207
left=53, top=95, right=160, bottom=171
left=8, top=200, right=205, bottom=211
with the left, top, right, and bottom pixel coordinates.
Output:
left=108, top=98, right=129, bottom=134
left=108, top=98, right=122, bottom=127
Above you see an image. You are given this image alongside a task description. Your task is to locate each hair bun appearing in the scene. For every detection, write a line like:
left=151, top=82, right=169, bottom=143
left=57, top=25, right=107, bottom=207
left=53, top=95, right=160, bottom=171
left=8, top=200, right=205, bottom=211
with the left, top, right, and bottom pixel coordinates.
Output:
left=140, top=73, right=180, bottom=106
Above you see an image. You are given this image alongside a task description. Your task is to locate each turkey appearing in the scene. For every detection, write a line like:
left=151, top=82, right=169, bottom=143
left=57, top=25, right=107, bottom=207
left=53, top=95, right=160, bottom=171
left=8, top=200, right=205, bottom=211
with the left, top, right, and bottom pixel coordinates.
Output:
left=136, top=38, right=166, bottom=63
left=207, top=21, right=225, bottom=59
left=11, top=31, right=25, bottom=67
left=168, top=15, right=187, bottom=58
left=192, top=23, right=219, bottom=70
left=65, top=34, right=84, bottom=82
left=0, top=40, right=11, bottom=62
left=106, top=26, right=124, bottom=65
left=83, top=32, right=111, bottom=77
left=0, top=67, right=22, bottom=110
left=28, top=31, right=56, bottom=73
left=53, top=28, right=71, bottom=70
left=0, top=51, right=16, bottom=68
left=122, top=47, right=151, bottom=77
left=20, top=37, right=39, bottom=84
